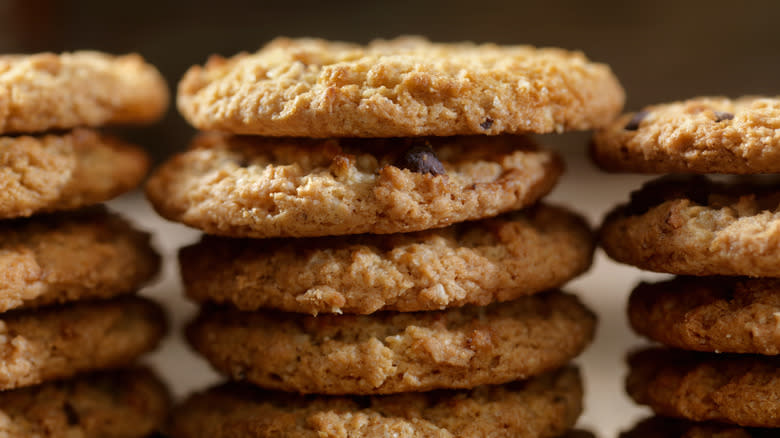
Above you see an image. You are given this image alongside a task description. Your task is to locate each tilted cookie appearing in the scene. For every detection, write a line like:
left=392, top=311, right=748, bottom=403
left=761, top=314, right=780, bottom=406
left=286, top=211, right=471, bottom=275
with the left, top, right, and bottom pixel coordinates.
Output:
left=592, top=97, right=780, bottom=174
left=0, top=368, right=169, bottom=438
left=627, top=348, right=780, bottom=428
left=178, top=36, right=624, bottom=137
left=0, top=296, right=165, bottom=390
left=600, top=176, right=780, bottom=277
left=168, top=367, right=582, bottom=438
left=0, top=207, right=159, bottom=313
left=186, top=291, right=595, bottom=395
left=0, top=51, right=168, bottom=134
left=147, top=134, right=563, bottom=238
left=629, top=277, right=780, bottom=355
left=180, top=204, right=594, bottom=314
left=0, top=129, right=149, bottom=218
left=620, top=416, right=775, bottom=438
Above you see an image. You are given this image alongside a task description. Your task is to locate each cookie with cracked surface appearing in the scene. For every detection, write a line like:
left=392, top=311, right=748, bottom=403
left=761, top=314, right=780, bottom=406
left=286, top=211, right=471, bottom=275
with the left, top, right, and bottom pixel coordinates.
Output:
left=186, top=290, right=595, bottom=395
left=626, top=348, right=780, bottom=428
left=592, top=97, right=780, bottom=174
left=168, top=367, right=582, bottom=438
left=0, top=207, right=159, bottom=313
left=0, top=51, right=167, bottom=134
left=181, top=204, right=594, bottom=315
left=629, top=277, right=780, bottom=355
left=620, top=416, right=776, bottom=438
left=146, top=133, right=563, bottom=238
left=600, top=176, right=780, bottom=277
left=177, top=36, right=624, bottom=137
left=0, top=296, right=165, bottom=390
left=0, top=367, right=170, bottom=438
left=0, top=129, right=149, bottom=218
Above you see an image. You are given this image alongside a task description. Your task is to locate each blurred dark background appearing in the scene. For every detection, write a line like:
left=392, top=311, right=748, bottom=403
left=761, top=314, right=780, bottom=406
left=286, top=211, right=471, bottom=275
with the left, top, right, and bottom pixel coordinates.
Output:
left=2, top=0, right=779, bottom=162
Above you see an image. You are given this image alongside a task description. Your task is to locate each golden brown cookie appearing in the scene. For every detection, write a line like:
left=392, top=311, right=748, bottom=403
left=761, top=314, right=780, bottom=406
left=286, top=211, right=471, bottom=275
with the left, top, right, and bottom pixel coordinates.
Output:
left=592, top=97, right=780, bottom=174
left=620, top=416, right=775, bottom=438
left=0, top=207, right=160, bottom=313
left=0, top=367, right=170, bottom=438
left=626, top=348, right=780, bottom=428
left=629, top=277, right=780, bottom=355
left=180, top=204, right=594, bottom=315
left=0, top=129, right=149, bottom=218
left=146, top=134, right=563, bottom=238
left=0, top=296, right=165, bottom=390
left=600, top=176, right=780, bottom=277
left=186, top=291, right=595, bottom=395
left=0, top=51, right=168, bottom=134
left=168, top=367, right=583, bottom=438
left=177, top=36, right=624, bottom=137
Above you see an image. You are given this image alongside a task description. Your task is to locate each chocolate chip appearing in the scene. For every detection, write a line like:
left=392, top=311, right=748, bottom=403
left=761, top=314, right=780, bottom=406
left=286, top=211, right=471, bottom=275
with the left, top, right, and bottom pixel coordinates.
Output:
left=714, top=111, right=734, bottom=122
left=396, top=144, right=446, bottom=176
left=63, top=402, right=80, bottom=425
left=624, top=111, right=649, bottom=131
left=480, top=118, right=494, bottom=130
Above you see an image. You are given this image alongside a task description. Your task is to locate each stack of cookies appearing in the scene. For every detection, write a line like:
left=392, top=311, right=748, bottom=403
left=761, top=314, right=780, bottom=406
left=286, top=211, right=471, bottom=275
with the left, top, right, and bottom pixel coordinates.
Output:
left=0, top=52, right=170, bottom=436
left=592, top=97, right=780, bottom=435
left=146, top=37, right=625, bottom=437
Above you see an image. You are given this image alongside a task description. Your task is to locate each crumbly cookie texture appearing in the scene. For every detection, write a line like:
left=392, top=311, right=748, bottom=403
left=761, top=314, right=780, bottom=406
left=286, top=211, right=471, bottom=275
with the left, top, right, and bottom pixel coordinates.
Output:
left=629, top=277, right=780, bottom=355
left=620, top=416, right=774, bottom=438
left=177, top=36, right=624, bottom=137
left=626, top=348, right=780, bottom=428
left=0, top=297, right=165, bottom=391
left=186, top=291, right=595, bottom=395
left=147, top=134, right=562, bottom=238
left=0, top=367, right=170, bottom=438
left=600, top=176, right=780, bottom=277
left=168, top=367, right=582, bottom=438
left=0, top=207, right=159, bottom=313
left=0, top=129, right=149, bottom=219
left=592, top=97, right=780, bottom=174
left=0, top=51, right=168, bottom=134
left=180, top=204, right=593, bottom=314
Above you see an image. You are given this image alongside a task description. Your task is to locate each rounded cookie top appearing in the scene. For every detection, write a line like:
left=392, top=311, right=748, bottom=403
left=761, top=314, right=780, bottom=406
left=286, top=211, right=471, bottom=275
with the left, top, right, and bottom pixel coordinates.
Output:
left=626, top=348, right=780, bottom=428
left=592, top=97, right=780, bottom=174
left=629, top=277, right=780, bottom=355
left=0, top=51, right=168, bottom=134
left=0, top=207, right=160, bottom=313
left=147, top=134, right=563, bottom=238
left=620, top=416, right=775, bottom=438
left=0, top=129, right=149, bottom=218
left=181, top=204, right=594, bottom=314
left=600, top=176, right=780, bottom=277
left=0, top=367, right=170, bottom=438
left=186, top=290, right=595, bottom=395
left=0, top=296, right=166, bottom=391
left=168, top=367, right=582, bottom=438
left=177, top=36, right=624, bottom=137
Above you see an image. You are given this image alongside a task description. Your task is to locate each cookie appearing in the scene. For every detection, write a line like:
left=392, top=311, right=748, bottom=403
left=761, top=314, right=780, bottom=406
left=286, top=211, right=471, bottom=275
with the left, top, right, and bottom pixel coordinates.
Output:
left=600, top=176, right=780, bottom=277
left=620, top=416, right=775, bottom=438
left=629, top=277, right=780, bottom=355
left=0, top=129, right=149, bottom=218
left=146, top=133, right=563, bottom=238
left=177, top=36, right=624, bottom=137
left=626, top=348, right=780, bottom=428
left=0, top=296, right=165, bottom=390
left=0, top=207, right=160, bottom=313
left=0, top=367, right=170, bottom=438
left=0, top=51, right=168, bottom=134
left=592, top=97, right=780, bottom=174
left=168, top=367, right=582, bottom=438
left=186, top=290, right=595, bottom=395
left=180, top=204, right=594, bottom=315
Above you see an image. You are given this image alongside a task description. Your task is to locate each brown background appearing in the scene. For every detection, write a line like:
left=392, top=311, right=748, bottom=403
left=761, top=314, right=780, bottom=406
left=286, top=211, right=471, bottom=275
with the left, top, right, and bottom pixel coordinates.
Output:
left=2, top=0, right=779, bottom=162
